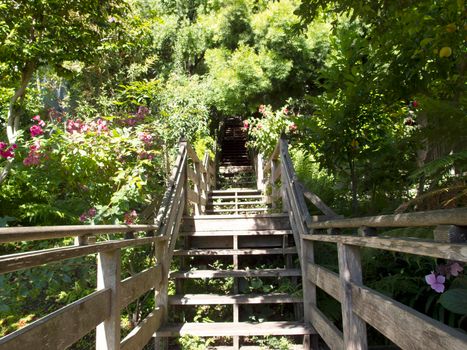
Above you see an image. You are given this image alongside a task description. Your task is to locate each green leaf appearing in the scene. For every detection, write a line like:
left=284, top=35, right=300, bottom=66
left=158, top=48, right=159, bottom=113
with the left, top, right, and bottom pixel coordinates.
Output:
left=439, top=289, right=467, bottom=315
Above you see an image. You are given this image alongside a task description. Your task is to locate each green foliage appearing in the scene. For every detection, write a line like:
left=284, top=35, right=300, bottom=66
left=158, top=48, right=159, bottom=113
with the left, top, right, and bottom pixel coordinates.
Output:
left=439, top=288, right=467, bottom=315
left=179, top=335, right=214, bottom=350
left=252, top=335, right=293, bottom=350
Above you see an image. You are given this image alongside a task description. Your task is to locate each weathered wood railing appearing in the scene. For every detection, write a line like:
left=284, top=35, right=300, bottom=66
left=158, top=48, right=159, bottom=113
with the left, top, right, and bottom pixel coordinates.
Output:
left=262, top=137, right=467, bottom=350
left=0, top=139, right=214, bottom=350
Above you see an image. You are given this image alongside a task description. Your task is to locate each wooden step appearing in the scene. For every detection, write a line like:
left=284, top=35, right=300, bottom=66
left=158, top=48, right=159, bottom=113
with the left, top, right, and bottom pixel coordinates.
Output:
left=173, top=247, right=297, bottom=256
left=206, top=208, right=268, bottom=214
left=209, top=195, right=264, bottom=200
left=182, top=214, right=290, bottom=232
left=168, top=293, right=302, bottom=305
left=170, top=268, right=301, bottom=279
left=179, top=229, right=293, bottom=237
left=212, top=346, right=304, bottom=350
left=211, top=190, right=261, bottom=194
left=208, top=201, right=266, bottom=206
left=155, top=321, right=313, bottom=337
left=211, top=346, right=304, bottom=350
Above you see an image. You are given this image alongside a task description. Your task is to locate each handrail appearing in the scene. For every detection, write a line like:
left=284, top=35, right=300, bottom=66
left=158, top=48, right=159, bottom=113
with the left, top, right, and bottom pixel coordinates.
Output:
left=263, top=136, right=467, bottom=350
left=0, top=138, right=214, bottom=350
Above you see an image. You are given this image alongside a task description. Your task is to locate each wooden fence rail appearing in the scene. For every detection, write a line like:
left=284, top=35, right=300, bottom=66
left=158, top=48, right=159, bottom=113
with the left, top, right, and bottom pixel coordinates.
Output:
left=263, top=136, right=467, bottom=350
left=0, top=139, right=214, bottom=350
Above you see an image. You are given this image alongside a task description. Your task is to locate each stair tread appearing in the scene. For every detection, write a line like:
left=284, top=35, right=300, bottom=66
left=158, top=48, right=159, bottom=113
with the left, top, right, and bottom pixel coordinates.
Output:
left=173, top=247, right=297, bottom=256
left=168, top=293, right=302, bottom=305
left=170, top=268, right=301, bottom=279
left=180, top=229, right=293, bottom=237
left=211, top=346, right=304, bottom=350
left=208, top=202, right=266, bottom=206
left=206, top=208, right=269, bottom=213
left=155, top=321, right=314, bottom=337
left=183, top=213, right=287, bottom=219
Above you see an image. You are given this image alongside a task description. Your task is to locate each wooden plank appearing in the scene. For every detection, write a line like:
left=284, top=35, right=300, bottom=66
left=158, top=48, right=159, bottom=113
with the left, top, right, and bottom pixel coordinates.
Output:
left=96, top=250, right=121, bottom=350
left=152, top=142, right=186, bottom=229
left=307, top=263, right=341, bottom=302
left=180, top=230, right=293, bottom=237
left=0, top=224, right=162, bottom=244
left=309, top=304, right=344, bottom=350
left=0, top=289, right=111, bottom=350
left=210, top=195, right=263, bottom=200
left=351, top=283, right=467, bottom=350
left=263, top=141, right=281, bottom=175
left=187, top=166, right=197, bottom=183
left=170, top=268, right=302, bottom=279
left=302, top=234, right=467, bottom=262
left=338, top=243, right=367, bottom=350
left=187, top=188, right=199, bottom=204
left=297, top=181, right=338, bottom=217
left=206, top=208, right=268, bottom=213
left=309, top=208, right=467, bottom=229
left=0, top=236, right=167, bottom=274
left=181, top=216, right=291, bottom=232
left=155, top=321, right=313, bottom=337
left=120, top=308, right=164, bottom=350
left=208, top=201, right=266, bottom=206
left=168, top=293, right=302, bottom=305
left=186, top=143, right=201, bottom=163
left=272, top=162, right=282, bottom=182
left=120, top=265, right=162, bottom=309
left=173, top=247, right=297, bottom=256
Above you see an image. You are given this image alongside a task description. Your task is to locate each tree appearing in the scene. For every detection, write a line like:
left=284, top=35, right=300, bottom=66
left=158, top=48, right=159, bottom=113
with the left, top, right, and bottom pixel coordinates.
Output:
left=0, top=0, right=126, bottom=182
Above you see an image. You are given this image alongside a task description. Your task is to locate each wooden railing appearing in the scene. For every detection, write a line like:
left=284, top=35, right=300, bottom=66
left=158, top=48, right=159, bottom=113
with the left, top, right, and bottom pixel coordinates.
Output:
left=262, top=136, right=467, bottom=350
left=0, top=139, right=214, bottom=350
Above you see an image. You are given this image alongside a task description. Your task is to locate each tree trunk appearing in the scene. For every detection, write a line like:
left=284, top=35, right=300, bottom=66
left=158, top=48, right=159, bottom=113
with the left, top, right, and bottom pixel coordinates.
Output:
left=349, top=157, right=358, bottom=215
left=0, top=61, right=36, bottom=184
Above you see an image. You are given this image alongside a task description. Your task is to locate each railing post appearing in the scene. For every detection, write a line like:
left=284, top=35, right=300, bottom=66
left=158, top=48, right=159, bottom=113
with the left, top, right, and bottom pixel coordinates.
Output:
left=256, top=153, right=264, bottom=190
left=302, top=239, right=318, bottom=349
left=96, top=249, right=121, bottom=350
left=279, top=138, right=289, bottom=213
left=338, top=243, right=367, bottom=350
left=154, top=240, right=169, bottom=350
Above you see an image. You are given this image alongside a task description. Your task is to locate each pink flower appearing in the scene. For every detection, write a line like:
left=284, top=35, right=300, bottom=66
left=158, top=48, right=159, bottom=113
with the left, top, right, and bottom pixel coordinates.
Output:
left=79, top=213, right=88, bottom=222
left=283, top=108, right=289, bottom=114
left=425, top=273, right=445, bottom=293
left=289, top=122, right=297, bottom=132
left=258, top=105, right=266, bottom=114
left=450, top=262, right=463, bottom=277
left=0, top=142, right=17, bottom=159
left=412, top=100, right=419, bottom=108
left=243, top=120, right=249, bottom=129
left=30, top=125, right=43, bottom=137
left=124, top=210, right=138, bottom=225
left=138, top=132, right=153, bottom=145
left=257, top=124, right=262, bottom=130
left=23, top=140, right=42, bottom=166
left=88, top=207, right=97, bottom=217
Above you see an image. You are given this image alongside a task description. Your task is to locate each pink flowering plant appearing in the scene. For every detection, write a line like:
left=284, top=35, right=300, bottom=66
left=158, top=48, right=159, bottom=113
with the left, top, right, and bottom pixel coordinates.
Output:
left=245, top=103, right=299, bottom=155
left=1, top=109, right=164, bottom=225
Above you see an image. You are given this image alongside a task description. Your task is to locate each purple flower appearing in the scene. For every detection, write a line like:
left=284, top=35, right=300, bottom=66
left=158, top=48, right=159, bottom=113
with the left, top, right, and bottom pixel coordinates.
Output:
left=79, top=213, right=88, bottom=222
left=425, top=273, right=445, bottom=293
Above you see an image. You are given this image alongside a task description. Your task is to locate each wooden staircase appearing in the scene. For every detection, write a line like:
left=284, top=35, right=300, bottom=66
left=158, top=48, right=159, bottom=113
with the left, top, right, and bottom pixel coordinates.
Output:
left=159, top=207, right=312, bottom=346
